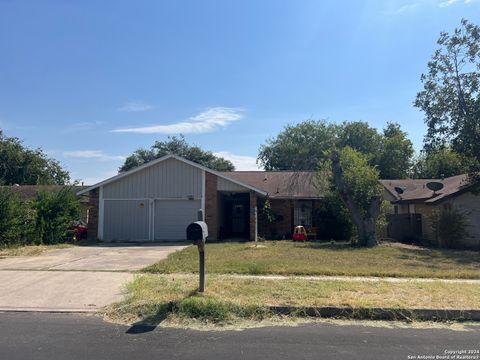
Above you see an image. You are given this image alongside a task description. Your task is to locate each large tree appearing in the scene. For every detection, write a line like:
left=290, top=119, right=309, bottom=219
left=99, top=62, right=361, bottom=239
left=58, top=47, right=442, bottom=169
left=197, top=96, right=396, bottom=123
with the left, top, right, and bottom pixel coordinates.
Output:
left=119, top=135, right=235, bottom=172
left=412, top=147, right=470, bottom=179
left=257, top=120, right=339, bottom=171
left=0, top=131, right=70, bottom=185
left=378, top=122, right=414, bottom=179
left=258, top=120, right=413, bottom=178
left=415, top=19, right=480, bottom=163
left=322, top=147, right=384, bottom=247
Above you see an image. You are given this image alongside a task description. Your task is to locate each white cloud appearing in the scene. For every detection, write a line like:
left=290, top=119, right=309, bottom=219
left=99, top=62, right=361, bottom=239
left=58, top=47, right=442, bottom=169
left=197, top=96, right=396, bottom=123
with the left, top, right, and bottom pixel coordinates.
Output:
left=393, top=2, right=420, bottom=13
left=117, top=101, right=153, bottom=112
left=112, top=107, right=244, bottom=134
left=78, top=170, right=119, bottom=186
left=63, top=150, right=126, bottom=162
left=214, top=151, right=261, bottom=171
left=62, top=121, right=104, bottom=133
left=438, top=0, right=460, bottom=6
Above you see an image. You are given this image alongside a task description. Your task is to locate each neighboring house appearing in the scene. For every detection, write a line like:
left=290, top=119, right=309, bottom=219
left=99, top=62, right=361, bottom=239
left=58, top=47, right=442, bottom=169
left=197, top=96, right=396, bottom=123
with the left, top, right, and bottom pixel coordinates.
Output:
left=77, top=155, right=323, bottom=242
left=381, top=174, right=480, bottom=250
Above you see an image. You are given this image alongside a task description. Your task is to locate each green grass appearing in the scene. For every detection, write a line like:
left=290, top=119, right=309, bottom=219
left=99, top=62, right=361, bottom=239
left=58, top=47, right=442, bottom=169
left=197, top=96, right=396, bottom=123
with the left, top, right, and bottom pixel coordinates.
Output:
left=106, top=274, right=480, bottom=325
left=0, top=243, right=74, bottom=257
left=144, top=241, right=480, bottom=279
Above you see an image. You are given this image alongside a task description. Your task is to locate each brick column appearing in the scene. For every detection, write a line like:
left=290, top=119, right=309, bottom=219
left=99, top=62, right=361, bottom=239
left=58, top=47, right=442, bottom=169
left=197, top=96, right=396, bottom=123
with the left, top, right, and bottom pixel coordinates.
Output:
left=205, top=172, right=218, bottom=240
left=249, top=192, right=258, bottom=241
left=87, top=188, right=99, bottom=240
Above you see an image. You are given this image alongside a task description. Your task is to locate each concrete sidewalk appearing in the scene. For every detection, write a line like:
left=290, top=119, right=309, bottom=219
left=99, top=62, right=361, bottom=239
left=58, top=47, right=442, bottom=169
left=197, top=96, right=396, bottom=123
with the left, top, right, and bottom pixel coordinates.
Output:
left=0, top=270, right=133, bottom=312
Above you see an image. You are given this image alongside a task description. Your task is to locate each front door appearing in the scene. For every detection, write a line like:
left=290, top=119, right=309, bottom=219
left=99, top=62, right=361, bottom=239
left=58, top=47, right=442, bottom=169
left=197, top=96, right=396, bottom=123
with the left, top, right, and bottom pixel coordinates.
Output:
left=232, top=203, right=245, bottom=234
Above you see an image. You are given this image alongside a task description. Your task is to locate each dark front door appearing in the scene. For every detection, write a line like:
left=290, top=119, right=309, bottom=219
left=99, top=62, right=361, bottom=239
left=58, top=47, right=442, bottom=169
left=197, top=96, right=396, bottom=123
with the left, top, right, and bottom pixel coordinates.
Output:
left=232, top=203, right=246, bottom=234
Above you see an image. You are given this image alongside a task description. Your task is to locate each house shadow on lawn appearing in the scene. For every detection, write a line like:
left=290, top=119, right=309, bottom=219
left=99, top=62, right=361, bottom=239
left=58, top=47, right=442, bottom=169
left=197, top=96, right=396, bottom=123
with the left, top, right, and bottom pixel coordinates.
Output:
left=302, top=240, right=480, bottom=267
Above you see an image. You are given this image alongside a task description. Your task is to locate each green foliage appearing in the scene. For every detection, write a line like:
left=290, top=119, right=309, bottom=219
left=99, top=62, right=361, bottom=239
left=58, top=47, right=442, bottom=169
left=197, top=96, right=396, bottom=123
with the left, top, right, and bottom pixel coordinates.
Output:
left=257, top=120, right=413, bottom=179
left=412, top=148, right=472, bottom=178
left=338, top=121, right=383, bottom=159
left=260, top=199, right=277, bottom=223
left=0, top=131, right=70, bottom=185
left=32, top=188, right=81, bottom=244
left=415, top=19, right=480, bottom=163
left=258, top=120, right=339, bottom=170
left=337, top=147, right=383, bottom=217
left=429, top=208, right=470, bottom=249
left=0, top=188, right=28, bottom=245
left=378, top=123, right=414, bottom=179
left=312, top=193, right=352, bottom=240
left=174, top=296, right=268, bottom=323
left=119, top=135, right=234, bottom=172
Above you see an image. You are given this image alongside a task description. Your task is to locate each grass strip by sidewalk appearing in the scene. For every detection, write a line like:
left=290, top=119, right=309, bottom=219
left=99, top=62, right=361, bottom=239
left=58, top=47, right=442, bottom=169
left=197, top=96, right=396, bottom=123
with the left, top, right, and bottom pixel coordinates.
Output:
left=143, top=241, right=480, bottom=279
left=106, top=274, right=480, bottom=325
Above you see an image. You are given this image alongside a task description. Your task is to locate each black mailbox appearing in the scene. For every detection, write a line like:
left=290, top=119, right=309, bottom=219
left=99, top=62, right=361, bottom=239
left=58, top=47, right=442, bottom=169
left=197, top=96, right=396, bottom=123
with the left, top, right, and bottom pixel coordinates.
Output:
left=186, top=221, right=208, bottom=244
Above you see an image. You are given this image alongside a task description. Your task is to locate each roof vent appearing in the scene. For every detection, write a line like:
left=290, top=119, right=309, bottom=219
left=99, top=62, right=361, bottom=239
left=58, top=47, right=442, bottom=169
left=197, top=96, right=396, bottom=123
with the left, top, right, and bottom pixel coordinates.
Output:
left=394, top=187, right=404, bottom=194
left=426, top=181, right=444, bottom=193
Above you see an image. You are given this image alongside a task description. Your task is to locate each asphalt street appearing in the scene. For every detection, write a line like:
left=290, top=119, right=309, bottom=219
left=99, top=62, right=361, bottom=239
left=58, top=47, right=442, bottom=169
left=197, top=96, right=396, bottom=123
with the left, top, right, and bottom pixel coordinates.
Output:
left=0, top=313, right=479, bottom=360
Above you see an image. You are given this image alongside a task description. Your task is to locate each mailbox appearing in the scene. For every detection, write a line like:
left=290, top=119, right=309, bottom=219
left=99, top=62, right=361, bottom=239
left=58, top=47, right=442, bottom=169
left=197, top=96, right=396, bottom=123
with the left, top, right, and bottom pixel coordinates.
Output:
left=186, top=221, right=208, bottom=293
left=186, top=221, right=208, bottom=244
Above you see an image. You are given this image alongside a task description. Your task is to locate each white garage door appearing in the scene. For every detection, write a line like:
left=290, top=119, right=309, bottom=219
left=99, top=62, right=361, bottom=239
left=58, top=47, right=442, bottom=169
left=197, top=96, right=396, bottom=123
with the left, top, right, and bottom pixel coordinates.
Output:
left=103, top=199, right=150, bottom=241
left=154, top=200, right=201, bottom=241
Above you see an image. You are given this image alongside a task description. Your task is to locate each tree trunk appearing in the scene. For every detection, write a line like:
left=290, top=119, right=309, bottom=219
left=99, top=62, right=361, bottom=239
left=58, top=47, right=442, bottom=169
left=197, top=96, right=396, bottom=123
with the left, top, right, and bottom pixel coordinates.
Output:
left=330, top=151, right=380, bottom=247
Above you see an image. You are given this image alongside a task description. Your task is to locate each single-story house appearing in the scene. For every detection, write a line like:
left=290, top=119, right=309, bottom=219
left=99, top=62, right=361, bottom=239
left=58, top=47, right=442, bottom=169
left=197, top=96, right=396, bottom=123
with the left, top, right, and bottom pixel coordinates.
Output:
left=77, top=155, right=323, bottom=242
left=381, top=174, right=480, bottom=250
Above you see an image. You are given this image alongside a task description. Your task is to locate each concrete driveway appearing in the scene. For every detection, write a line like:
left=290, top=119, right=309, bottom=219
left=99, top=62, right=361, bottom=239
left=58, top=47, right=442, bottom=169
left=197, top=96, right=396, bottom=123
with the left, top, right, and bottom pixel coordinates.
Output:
left=0, top=243, right=187, bottom=312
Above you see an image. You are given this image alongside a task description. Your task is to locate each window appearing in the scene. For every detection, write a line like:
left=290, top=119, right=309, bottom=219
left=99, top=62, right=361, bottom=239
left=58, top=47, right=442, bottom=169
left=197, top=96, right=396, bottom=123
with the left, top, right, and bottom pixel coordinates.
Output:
left=294, top=203, right=312, bottom=229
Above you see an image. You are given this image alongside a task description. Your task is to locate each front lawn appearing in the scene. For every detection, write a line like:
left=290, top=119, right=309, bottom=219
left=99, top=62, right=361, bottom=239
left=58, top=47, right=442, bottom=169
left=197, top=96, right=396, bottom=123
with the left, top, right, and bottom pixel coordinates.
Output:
left=144, top=241, right=480, bottom=279
left=106, top=274, right=480, bottom=325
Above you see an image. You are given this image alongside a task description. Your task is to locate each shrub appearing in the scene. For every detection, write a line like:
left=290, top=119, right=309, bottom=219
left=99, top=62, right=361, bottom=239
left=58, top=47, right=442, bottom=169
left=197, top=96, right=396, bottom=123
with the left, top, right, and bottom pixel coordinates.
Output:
left=430, top=208, right=470, bottom=249
left=0, top=188, right=25, bottom=245
left=32, top=187, right=81, bottom=244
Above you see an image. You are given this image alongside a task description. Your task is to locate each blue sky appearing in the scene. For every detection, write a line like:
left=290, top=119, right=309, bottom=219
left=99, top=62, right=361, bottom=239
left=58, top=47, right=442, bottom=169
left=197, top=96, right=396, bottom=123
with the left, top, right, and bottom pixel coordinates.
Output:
left=1, top=0, right=479, bottom=184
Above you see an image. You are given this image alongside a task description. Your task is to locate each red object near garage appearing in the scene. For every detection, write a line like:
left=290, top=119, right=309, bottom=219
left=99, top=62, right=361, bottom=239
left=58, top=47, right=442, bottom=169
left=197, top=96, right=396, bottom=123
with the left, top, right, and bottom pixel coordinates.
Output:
left=293, top=226, right=307, bottom=241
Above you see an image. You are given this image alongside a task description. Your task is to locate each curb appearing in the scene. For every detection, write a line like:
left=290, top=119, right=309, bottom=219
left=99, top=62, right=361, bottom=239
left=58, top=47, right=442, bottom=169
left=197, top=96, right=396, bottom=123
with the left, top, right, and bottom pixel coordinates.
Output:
left=0, top=307, right=98, bottom=314
left=268, top=306, right=480, bottom=322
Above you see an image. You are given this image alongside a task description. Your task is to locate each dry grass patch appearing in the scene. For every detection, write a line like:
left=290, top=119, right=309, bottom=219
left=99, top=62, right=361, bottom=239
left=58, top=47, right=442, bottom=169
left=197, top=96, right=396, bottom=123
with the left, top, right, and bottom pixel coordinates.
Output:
left=144, top=241, right=480, bottom=279
left=0, top=243, right=74, bottom=257
left=106, top=274, right=480, bottom=325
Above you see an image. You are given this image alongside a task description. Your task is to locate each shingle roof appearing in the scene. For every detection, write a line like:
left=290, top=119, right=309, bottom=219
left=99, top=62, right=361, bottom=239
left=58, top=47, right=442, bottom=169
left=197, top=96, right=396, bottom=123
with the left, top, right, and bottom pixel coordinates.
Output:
left=221, top=171, right=321, bottom=199
left=380, top=174, right=472, bottom=204
left=1, top=185, right=88, bottom=202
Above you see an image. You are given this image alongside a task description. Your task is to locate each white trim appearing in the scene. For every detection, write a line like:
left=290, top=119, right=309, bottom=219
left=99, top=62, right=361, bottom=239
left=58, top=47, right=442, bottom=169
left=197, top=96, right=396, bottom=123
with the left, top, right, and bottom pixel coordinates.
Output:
left=149, top=199, right=154, bottom=242
left=201, top=170, right=206, bottom=215
left=77, top=154, right=266, bottom=196
left=98, top=186, right=104, bottom=240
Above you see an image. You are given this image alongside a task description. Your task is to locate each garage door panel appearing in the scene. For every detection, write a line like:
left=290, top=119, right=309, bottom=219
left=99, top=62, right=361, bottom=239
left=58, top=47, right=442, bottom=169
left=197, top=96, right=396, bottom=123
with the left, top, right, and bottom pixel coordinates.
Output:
left=154, top=200, right=201, bottom=241
left=104, top=200, right=149, bottom=241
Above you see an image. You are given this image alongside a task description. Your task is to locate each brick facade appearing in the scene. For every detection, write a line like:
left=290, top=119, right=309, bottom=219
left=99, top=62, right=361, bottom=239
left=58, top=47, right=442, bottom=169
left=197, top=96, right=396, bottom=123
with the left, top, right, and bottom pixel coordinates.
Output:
left=205, top=172, right=218, bottom=240
left=87, top=188, right=99, bottom=240
left=258, top=199, right=293, bottom=239
left=249, top=192, right=258, bottom=241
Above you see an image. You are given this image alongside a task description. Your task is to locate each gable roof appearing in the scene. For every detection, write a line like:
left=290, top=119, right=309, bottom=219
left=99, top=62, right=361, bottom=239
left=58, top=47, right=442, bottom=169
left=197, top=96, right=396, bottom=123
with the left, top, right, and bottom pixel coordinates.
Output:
left=77, top=155, right=267, bottom=196
left=380, top=174, right=472, bottom=204
left=221, top=171, right=321, bottom=199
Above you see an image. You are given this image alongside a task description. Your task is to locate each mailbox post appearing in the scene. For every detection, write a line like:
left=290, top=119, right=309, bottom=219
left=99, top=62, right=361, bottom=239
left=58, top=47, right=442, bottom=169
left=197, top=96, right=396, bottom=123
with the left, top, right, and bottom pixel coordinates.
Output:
left=186, top=220, right=208, bottom=293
